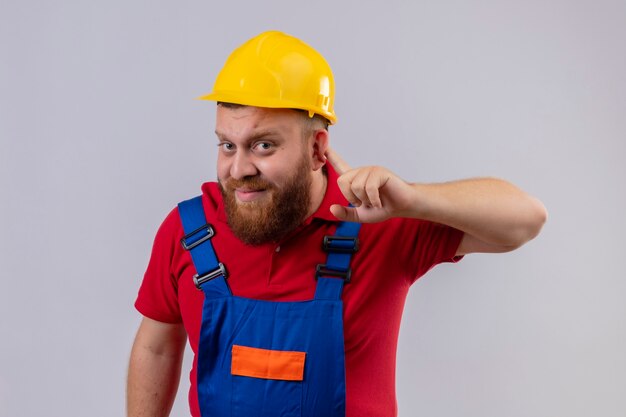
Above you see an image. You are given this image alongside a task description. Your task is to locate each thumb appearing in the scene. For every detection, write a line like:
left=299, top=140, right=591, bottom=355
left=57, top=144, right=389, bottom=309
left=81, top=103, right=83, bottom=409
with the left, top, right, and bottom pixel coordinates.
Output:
left=330, top=204, right=360, bottom=222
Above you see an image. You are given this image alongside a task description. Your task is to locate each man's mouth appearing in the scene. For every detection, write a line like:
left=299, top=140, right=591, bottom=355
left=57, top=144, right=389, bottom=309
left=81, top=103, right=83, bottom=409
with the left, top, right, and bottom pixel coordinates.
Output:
left=234, top=188, right=268, bottom=203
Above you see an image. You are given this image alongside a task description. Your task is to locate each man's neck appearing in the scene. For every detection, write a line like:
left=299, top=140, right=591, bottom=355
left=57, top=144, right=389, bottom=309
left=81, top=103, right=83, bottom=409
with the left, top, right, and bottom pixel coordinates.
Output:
left=307, top=167, right=328, bottom=218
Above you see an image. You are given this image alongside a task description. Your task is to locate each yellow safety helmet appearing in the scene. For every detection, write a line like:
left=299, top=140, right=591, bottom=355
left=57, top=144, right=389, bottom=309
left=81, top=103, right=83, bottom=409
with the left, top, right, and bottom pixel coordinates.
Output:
left=199, top=31, right=337, bottom=124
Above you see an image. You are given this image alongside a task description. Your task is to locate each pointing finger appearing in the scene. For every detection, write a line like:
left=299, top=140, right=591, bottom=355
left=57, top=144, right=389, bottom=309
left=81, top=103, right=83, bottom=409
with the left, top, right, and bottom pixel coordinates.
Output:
left=325, top=147, right=351, bottom=175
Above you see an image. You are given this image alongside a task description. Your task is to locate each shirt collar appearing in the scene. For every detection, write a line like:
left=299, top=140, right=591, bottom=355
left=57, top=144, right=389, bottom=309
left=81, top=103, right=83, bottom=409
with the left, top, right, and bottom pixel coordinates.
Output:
left=209, top=163, right=347, bottom=225
left=306, top=163, right=347, bottom=223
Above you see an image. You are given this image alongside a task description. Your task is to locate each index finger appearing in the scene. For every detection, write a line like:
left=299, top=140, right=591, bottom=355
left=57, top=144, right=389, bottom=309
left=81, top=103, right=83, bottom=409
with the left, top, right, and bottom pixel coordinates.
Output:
left=325, top=147, right=352, bottom=175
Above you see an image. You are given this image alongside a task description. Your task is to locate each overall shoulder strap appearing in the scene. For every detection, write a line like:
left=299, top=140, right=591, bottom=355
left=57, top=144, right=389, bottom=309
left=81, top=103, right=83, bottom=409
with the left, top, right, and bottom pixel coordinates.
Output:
left=314, top=221, right=361, bottom=301
left=178, top=195, right=230, bottom=297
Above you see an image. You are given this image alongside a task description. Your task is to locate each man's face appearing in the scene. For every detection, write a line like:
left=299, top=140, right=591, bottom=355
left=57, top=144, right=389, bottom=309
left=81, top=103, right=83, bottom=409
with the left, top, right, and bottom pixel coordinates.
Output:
left=215, top=106, right=314, bottom=245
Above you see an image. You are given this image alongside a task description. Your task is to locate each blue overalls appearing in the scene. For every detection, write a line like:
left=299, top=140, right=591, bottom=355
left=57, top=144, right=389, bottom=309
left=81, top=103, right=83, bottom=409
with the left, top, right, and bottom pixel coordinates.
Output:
left=178, top=196, right=361, bottom=417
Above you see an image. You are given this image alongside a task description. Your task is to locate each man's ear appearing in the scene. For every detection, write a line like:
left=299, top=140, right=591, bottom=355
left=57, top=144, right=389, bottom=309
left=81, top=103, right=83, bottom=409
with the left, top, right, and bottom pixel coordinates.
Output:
left=310, top=129, right=329, bottom=171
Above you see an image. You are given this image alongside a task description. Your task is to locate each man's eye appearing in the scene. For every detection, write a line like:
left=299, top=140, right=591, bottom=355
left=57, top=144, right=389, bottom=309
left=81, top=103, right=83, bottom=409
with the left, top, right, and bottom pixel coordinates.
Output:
left=254, top=142, right=272, bottom=151
left=219, top=142, right=234, bottom=151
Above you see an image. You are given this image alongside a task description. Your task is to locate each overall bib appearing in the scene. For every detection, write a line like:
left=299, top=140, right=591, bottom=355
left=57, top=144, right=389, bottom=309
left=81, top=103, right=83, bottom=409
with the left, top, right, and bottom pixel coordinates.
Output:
left=178, top=196, right=360, bottom=417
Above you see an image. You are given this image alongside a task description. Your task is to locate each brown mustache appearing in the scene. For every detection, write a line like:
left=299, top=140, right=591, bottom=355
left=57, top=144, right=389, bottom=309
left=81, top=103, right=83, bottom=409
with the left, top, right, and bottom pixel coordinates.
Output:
left=221, top=177, right=274, bottom=192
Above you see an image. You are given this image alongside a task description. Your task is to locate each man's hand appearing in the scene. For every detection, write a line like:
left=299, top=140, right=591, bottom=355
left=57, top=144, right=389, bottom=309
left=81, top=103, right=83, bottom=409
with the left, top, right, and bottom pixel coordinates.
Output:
left=326, top=147, right=417, bottom=223
left=325, top=147, right=547, bottom=255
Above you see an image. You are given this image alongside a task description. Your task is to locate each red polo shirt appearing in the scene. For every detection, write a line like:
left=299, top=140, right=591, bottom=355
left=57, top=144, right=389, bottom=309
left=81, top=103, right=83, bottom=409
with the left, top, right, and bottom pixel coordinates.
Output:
left=135, top=165, right=463, bottom=417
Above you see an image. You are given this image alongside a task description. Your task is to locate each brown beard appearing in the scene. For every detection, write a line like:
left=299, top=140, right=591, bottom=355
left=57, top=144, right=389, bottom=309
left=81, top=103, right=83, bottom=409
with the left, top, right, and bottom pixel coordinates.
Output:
left=219, top=158, right=312, bottom=246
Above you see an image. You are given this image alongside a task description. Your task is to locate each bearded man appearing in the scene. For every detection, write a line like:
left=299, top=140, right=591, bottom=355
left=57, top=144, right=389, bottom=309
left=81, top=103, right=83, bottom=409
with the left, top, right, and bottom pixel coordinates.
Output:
left=127, top=31, right=547, bottom=417
left=216, top=103, right=324, bottom=246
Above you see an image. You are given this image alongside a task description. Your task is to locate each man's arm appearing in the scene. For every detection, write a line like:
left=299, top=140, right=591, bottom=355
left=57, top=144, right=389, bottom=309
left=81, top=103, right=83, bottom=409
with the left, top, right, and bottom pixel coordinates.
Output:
left=325, top=148, right=547, bottom=255
left=408, top=177, right=547, bottom=255
left=127, top=317, right=187, bottom=417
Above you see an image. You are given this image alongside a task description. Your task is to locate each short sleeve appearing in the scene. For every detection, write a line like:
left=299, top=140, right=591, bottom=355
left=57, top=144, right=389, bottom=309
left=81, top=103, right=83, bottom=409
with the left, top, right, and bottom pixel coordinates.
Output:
left=134, top=208, right=184, bottom=323
left=397, top=219, right=464, bottom=284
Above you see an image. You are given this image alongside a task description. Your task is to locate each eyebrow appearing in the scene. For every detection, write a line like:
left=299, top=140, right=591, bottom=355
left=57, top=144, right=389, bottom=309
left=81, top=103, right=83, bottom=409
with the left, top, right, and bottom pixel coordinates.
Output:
left=214, top=129, right=283, bottom=142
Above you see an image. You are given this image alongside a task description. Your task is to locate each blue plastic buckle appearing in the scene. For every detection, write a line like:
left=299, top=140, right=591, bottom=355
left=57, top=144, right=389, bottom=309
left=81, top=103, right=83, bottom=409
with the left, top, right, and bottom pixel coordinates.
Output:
left=180, top=224, right=215, bottom=250
left=322, top=235, right=359, bottom=253
left=193, top=263, right=228, bottom=288
left=315, top=264, right=352, bottom=283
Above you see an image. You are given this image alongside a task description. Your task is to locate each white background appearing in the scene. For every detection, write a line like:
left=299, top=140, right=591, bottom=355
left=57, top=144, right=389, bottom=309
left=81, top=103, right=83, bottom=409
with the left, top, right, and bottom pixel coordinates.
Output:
left=1, top=1, right=624, bottom=416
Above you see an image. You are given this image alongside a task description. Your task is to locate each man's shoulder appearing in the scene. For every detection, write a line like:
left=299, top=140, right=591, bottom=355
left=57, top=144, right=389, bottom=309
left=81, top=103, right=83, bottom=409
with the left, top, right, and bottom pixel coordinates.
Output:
left=154, top=182, right=224, bottom=240
left=199, top=181, right=221, bottom=204
left=356, top=217, right=462, bottom=252
left=177, top=181, right=223, bottom=211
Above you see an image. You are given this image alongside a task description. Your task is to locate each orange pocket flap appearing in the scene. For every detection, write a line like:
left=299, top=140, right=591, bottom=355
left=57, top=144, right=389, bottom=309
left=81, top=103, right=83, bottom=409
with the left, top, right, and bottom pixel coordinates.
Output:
left=231, top=344, right=306, bottom=381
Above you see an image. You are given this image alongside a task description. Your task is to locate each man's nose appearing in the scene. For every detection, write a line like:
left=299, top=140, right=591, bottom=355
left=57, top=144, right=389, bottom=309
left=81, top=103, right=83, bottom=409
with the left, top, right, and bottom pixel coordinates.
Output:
left=230, top=151, right=258, bottom=180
